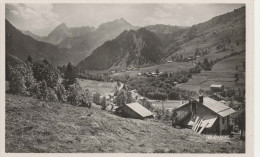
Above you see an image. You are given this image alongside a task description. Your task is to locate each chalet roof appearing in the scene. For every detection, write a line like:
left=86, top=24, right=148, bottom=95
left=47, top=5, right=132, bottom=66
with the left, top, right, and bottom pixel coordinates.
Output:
left=197, top=97, right=236, bottom=117
left=175, top=97, right=236, bottom=117
left=210, top=84, right=224, bottom=88
left=125, top=102, right=153, bottom=118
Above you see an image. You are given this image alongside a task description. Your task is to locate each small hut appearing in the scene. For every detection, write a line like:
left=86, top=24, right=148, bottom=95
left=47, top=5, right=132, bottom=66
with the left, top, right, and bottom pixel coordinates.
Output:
left=210, top=84, right=224, bottom=92
left=116, top=102, right=154, bottom=120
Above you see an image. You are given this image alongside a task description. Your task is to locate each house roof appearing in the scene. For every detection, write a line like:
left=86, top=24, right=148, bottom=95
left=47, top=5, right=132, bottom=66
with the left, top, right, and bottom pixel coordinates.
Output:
left=197, top=97, right=236, bottom=117
left=125, top=102, right=153, bottom=118
left=210, top=84, right=223, bottom=88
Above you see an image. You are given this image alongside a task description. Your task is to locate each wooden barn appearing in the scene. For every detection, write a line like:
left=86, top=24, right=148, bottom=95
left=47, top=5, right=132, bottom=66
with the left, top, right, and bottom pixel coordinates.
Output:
left=116, top=102, right=154, bottom=120
left=174, top=96, right=236, bottom=135
left=210, top=84, right=224, bottom=92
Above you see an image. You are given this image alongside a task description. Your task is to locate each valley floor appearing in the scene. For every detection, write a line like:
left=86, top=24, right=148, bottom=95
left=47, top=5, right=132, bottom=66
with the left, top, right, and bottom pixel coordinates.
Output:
left=5, top=94, right=245, bottom=153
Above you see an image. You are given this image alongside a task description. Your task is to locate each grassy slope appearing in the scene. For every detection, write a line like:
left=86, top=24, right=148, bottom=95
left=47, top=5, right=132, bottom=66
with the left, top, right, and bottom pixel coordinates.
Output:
left=6, top=94, right=244, bottom=153
left=78, top=79, right=116, bottom=96
left=177, top=53, right=245, bottom=91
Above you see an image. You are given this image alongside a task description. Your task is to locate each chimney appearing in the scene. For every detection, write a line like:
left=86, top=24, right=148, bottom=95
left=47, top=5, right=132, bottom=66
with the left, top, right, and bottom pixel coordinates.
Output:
left=199, top=95, right=203, bottom=103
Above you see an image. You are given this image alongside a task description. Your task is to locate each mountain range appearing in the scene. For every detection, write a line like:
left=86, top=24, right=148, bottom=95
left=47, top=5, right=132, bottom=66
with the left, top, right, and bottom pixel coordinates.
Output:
left=77, top=28, right=163, bottom=71
left=6, top=20, right=71, bottom=66
left=77, top=7, right=245, bottom=71
left=6, top=6, right=245, bottom=70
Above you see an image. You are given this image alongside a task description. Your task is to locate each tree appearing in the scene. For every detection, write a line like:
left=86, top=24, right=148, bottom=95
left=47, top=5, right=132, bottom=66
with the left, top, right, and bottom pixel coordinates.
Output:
left=67, top=83, right=92, bottom=107
left=32, top=61, right=59, bottom=87
left=43, top=59, right=50, bottom=65
left=101, top=97, right=107, bottom=110
left=203, top=58, right=211, bottom=71
left=63, top=62, right=77, bottom=88
left=8, top=66, right=27, bottom=95
left=26, top=56, right=33, bottom=64
left=114, top=90, right=126, bottom=107
left=54, top=83, right=67, bottom=102
left=93, top=93, right=101, bottom=105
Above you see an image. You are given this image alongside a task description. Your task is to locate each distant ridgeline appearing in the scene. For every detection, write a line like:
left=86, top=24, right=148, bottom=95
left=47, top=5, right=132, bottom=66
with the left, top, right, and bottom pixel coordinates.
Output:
left=6, top=6, right=245, bottom=71
left=77, top=6, right=245, bottom=71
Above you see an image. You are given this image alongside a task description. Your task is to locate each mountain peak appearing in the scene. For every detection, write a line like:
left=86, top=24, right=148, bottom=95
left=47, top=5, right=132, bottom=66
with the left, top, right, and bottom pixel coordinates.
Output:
left=56, top=23, right=68, bottom=29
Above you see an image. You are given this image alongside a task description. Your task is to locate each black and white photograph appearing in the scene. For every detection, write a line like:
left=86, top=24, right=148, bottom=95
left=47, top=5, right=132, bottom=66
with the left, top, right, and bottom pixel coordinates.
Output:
left=1, top=0, right=255, bottom=155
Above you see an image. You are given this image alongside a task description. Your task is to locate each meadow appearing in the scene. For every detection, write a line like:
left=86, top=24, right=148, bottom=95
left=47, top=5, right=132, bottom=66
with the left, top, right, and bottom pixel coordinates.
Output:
left=78, top=79, right=117, bottom=96
left=177, top=53, right=245, bottom=92
left=5, top=94, right=245, bottom=153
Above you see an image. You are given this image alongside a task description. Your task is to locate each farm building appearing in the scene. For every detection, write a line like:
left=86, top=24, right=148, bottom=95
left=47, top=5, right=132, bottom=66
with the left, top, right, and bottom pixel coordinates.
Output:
left=174, top=96, right=236, bottom=135
left=116, top=102, right=154, bottom=120
left=210, top=84, right=224, bottom=92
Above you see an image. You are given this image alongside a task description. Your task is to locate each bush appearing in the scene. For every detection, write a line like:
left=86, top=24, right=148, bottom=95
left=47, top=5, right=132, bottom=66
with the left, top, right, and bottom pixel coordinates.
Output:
left=168, top=91, right=180, bottom=100
left=189, top=66, right=201, bottom=74
left=8, top=66, right=27, bottom=95
left=32, top=60, right=60, bottom=87
left=101, top=97, right=107, bottom=110
left=67, top=83, right=92, bottom=107
left=46, top=87, right=59, bottom=102
left=54, top=83, right=67, bottom=102
left=93, top=93, right=101, bottom=105
left=139, top=98, right=155, bottom=111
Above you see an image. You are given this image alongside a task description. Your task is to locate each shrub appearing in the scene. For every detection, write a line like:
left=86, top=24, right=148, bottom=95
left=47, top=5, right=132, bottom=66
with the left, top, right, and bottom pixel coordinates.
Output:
left=32, top=60, right=60, bottom=87
left=93, top=93, right=101, bottom=105
left=189, top=66, right=201, bottom=74
left=67, top=83, right=92, bottom=107
left=139, top=98, right=155, bottom=111
left=8, top=66, right=27, bottom=95
left=168, top=91, right=180, bottom=100
left=46, top=87, right=59, bottom=102
left=54, top=83, right=67, bottom=102
left=63, top=62, right=77, bottom=88
left=114, top=90, right=127, bottom=107
left=101, top=97, right=107, bottom=110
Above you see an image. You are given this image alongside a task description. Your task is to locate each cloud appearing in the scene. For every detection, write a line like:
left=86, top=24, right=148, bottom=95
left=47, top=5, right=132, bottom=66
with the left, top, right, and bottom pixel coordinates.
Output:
left=7, top=4, right=61, bottom=35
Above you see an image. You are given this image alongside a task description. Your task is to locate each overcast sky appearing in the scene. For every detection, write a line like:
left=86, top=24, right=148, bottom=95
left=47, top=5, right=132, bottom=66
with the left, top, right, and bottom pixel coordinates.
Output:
left=6, top=3, right=244, bottom=36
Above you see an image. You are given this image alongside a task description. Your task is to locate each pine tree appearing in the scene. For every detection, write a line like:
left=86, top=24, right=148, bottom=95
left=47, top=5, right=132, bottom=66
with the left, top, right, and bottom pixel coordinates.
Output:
left=63, top=62, right=77, bottom=88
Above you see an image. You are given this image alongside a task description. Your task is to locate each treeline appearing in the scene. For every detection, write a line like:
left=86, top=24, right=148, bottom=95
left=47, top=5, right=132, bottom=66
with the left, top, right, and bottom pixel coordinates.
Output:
left=6, top=56, right=92, bottom=107
left=199, top=88, right=245, bottom=103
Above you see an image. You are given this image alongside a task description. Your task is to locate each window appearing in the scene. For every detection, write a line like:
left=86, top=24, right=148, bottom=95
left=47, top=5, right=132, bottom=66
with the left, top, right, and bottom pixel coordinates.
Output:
left=222, top=117, right=225, bottom=124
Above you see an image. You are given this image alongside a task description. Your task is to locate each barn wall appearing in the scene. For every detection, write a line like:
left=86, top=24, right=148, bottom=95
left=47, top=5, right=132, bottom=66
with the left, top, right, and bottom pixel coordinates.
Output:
left=218, top=116, right=228, bottom=135
left=121, top=106, right=143, bottom=119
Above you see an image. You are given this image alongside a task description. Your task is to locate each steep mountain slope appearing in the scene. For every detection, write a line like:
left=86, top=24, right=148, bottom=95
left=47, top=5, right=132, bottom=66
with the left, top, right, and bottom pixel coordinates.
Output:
left=77, top=7, right=245, bottom=71
left=40, top=23, right=73, bottom=45
left=20, top=30, right=41, bottom=41
left=39, top=23, right=95, bottom=45
left=165, top=7, right=245, bottom=60
left=77, top=28, right=162, bottom=71
left=145, top=24, right=188, bottom=48
left=6, top=20, right=71, bottom=66
left=58, top=18, right=138, bottom=59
